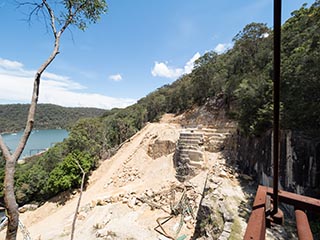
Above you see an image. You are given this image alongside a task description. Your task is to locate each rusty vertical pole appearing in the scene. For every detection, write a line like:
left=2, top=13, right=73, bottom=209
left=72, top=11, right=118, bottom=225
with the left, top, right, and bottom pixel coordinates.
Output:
left=273, top=0, right=281, bottom=215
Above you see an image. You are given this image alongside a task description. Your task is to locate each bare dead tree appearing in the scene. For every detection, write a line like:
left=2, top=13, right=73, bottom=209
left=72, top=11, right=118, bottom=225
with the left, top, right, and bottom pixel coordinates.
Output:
left=0, top=1, right=107, bottom=239
left=70, top=160, right=86, bottom=240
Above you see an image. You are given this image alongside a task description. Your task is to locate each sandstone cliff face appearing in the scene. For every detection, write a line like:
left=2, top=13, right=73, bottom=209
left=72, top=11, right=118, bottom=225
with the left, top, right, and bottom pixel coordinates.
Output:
left=233, top=130, right=320, bottom=197
left=174, top=130, right=205, bottom=181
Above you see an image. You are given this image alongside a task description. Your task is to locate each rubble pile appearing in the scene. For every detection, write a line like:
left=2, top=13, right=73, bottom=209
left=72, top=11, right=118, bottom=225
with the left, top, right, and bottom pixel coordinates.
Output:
left=84, top=183, right=200, bottom=213
left=105, top=165, right=141, bottom=188
left=77, top=183, right=202, bottom=239
left=193, top=151, right=254, bottom=240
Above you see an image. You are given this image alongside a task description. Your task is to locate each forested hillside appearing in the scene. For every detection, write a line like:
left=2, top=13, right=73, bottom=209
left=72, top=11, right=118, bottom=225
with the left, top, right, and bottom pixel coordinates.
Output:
left=0, top=104, right=106, bottom=133
left=0, top=1, right=319, bottom=205
left=140, top=1, right=320, bottom=136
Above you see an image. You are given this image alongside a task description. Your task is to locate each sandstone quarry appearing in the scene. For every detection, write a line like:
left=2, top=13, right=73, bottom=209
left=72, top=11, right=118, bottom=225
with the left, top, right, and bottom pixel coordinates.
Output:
left=0, top=114, right=296, bottom=240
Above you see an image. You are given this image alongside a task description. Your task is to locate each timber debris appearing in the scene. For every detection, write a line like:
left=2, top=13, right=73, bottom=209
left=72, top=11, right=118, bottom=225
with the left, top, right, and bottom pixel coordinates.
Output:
left=81, top=182, right=201, bottom=240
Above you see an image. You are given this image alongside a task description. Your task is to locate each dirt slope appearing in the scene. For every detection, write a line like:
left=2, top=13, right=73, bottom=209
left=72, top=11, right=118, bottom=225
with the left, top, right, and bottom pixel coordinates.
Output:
left=1, top=117, right=184, bottom=239
left=0, top=114, right=251, bottom=240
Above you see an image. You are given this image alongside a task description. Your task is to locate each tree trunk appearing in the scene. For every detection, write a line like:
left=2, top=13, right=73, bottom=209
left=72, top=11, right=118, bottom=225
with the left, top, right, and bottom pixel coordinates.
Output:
left=0, top=1, right=105, bottom=238
left=70, top=161, right=86, bottom=240
left=4, top=157, right=19, bottom=240
left=0, top=35, right=60, bottom=240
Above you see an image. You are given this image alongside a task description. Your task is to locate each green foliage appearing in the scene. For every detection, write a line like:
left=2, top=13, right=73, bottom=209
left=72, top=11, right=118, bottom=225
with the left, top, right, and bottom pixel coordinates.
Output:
left=281, top=0, right=320, bottom=132
left=67, top=118, right=106, bottom=157
left=191, top=51, right=220, bottom=104
left=188, top=22, right=274, bottom=135
left=39, top=142, right=68, bottom=173
left=103, top=104, right=146, bottom=146
left=235, top=76, right=273, bottom=135
left=61, top=0, right=108, bottom=30
left=0, top=104, right=106, bottom=133
left=15, top=162, right=48, bottom=203
left=165, top=75, right=194, bottom=113
left=185, top=3, right=319, bottom=135
left=45, top=151, right=93, bottom=195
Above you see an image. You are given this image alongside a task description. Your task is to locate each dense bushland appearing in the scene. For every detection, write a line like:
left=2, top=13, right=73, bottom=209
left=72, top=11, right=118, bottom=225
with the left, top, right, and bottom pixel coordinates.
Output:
left=0, top=104, right=106, bottom=133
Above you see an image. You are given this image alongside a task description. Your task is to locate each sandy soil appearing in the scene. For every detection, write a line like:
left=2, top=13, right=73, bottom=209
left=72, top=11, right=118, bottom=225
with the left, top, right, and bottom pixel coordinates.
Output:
left=1, top=116, right=184, bottom=239
left=0, top=114, right=249, bottom=240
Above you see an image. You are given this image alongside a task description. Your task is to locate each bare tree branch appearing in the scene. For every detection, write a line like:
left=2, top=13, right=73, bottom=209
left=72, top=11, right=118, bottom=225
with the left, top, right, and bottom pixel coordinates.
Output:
left=16, top=1, right=44, bottom=24
left=42, top=0, right=57, bottom=37
left=0, top=137, right=11, bottom=161
left=70, top=160, right=86, bottom=240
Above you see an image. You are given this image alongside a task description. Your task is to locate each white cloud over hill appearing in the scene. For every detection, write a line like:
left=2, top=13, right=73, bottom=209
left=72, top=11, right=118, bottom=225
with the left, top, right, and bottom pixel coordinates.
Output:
left=151, top=52, right=201, bottom=79
left=0, top=58, right=135, bottom=109
left=214, top=43, right=233, bottom=54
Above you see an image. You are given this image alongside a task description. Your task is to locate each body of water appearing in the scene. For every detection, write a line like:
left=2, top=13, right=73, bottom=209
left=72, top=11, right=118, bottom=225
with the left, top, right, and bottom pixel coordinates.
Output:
left=1, top=129, right=68, bottom=159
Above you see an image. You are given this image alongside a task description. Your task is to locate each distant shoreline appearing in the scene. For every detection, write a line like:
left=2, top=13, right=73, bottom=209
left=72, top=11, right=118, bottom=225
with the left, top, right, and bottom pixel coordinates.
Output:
left=1, top=129, right=69, bottom=159
left=1, top=127, right=63, bottom=136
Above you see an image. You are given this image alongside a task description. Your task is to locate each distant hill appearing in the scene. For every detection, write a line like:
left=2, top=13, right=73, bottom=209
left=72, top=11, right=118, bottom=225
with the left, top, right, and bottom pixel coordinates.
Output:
left=0, top=104, right=106, bottom=133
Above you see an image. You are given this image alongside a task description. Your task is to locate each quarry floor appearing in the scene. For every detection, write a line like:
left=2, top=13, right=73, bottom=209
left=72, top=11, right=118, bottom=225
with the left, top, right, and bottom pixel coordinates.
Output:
left=0, top=114, right=290, bottom=240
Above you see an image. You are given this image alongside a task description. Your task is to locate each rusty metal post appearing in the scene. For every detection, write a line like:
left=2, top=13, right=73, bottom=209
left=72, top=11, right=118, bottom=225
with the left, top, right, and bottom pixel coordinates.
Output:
left=267, top=187, right=320, bottom=213
left=295, top=208, right=314, bottom=240
left=272, top=0, right=281, bottom=215
left=244, top=186, right=267, bottom=240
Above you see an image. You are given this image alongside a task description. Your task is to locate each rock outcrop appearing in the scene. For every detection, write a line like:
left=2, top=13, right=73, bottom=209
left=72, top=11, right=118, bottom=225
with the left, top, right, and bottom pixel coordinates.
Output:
left=174, top=129, right=205, bottom=181
left=231, top=130, right=320, bottom=197
left=174, top=126, right=234, bottom=182
left=148, top=139, right=176, bottom=159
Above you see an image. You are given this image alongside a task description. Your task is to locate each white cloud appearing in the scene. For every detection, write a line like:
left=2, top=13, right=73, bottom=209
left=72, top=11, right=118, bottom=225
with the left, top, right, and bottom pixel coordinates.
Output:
left=261, top=32, right=269, bottom=38
left=151, top=52, right=201, bottom=79
left=42, top=72, right=85, bottom=90
left=184, top=52, right=201, bottom=74
left=151, top=62, right=183, bottom=79
left=0, top=58, right=24, bottom=69
left=0, top=58, right=136, bottom=109
left=214, top=43, right=233, bottom=54
left=109, top=74, right=122, bottom=82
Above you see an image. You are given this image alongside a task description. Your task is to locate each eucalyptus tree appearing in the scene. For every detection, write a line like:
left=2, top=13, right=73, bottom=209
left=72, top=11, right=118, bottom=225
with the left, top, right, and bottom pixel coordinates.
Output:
left=0, top=1, right=107, bottom=239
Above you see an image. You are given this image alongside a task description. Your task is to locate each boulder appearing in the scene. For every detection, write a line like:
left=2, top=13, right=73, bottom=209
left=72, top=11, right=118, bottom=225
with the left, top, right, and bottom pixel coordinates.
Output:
left=18, top=204, right=38, bottom=213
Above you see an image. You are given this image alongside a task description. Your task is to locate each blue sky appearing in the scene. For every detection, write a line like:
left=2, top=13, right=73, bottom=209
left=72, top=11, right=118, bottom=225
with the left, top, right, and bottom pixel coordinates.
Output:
left=0, top=0, right=315, bottom=109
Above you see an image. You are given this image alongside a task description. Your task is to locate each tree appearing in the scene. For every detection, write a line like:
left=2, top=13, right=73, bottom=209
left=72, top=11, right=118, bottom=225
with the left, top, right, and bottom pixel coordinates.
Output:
left=191, top=51, right=219, bottom=104
left=0, top=1, right=107, bottom=239
left=281, top=0, right=320, bottom=133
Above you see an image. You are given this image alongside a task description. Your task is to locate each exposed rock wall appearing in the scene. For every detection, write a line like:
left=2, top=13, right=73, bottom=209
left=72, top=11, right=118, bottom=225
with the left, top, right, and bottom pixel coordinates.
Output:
left=174, top=130, right=205, bottom=181
left=174, top=126, right=234, bottom=182
left=147, top=139, right=176, bottom=159
left=232, top=130, right=320, bottom=197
